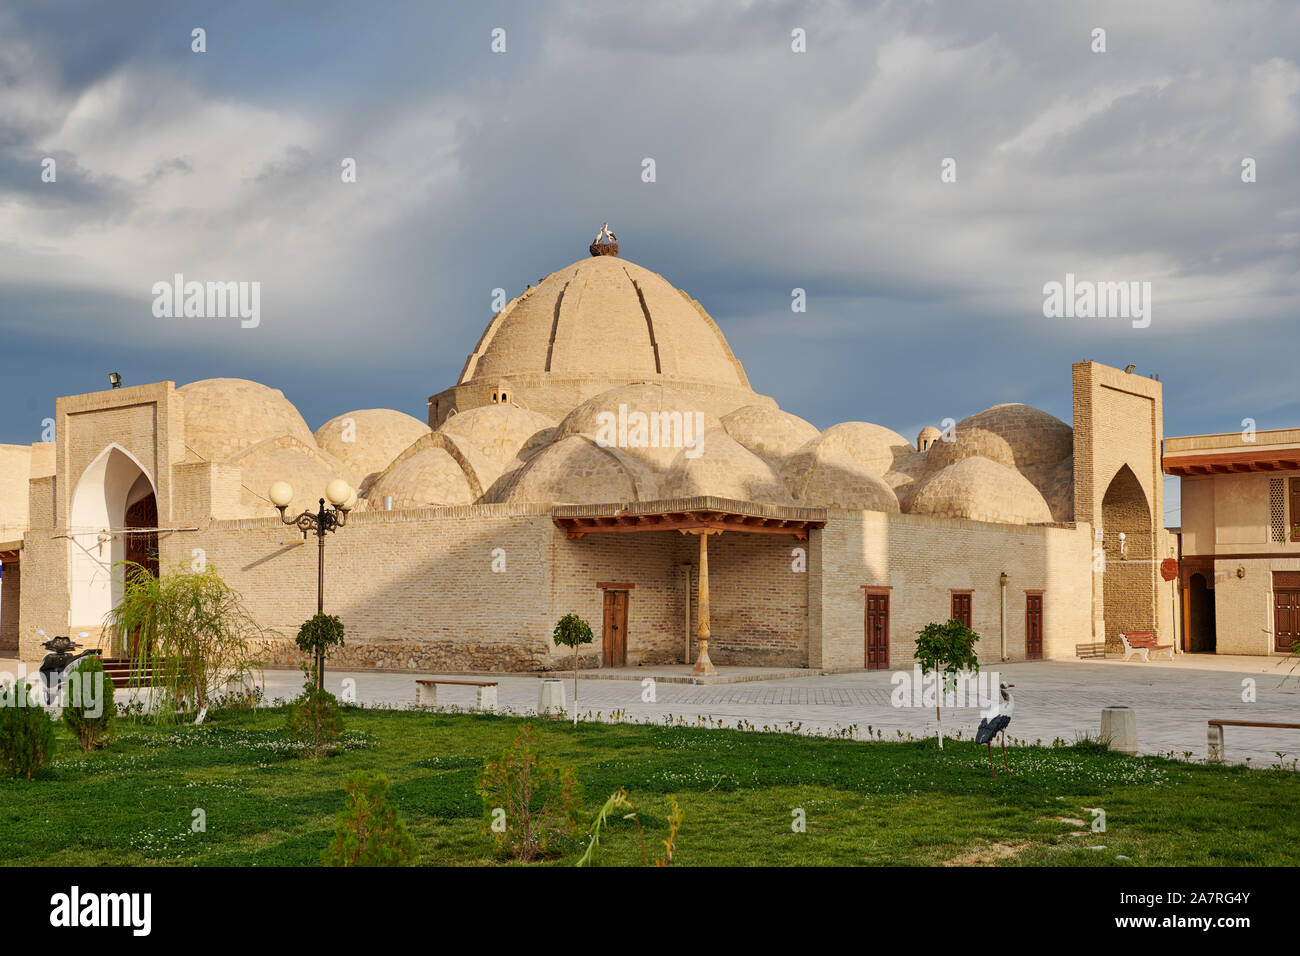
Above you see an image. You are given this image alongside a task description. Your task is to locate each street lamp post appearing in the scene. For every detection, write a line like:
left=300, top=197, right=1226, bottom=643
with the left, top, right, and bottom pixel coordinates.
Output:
left=269, top=478, right=356, bottom=689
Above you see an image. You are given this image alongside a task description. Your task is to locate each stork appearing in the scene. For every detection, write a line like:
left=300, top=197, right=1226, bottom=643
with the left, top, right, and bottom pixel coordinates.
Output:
left=594, top=221, right=617, bottom=244
left=975, top=681, right=1015, bottom=777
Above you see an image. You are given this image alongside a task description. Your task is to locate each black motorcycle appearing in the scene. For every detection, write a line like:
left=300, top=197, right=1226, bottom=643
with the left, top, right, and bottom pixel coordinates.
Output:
left=37, top=629, right=101, bottom=699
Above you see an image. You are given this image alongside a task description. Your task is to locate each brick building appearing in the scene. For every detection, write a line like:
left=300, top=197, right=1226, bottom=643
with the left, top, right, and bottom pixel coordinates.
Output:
left=0, top=243, right=1178, bottom=671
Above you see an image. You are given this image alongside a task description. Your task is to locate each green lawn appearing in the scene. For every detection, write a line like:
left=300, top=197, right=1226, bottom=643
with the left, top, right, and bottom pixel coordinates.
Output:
left=4, top=706, right=1299, bottom=866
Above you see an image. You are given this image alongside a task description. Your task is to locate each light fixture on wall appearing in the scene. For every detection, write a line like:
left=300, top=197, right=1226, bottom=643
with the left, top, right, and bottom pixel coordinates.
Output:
left=108, top=372, right=122, bottom=389
left=1236, top=567, right=1246, bottom=579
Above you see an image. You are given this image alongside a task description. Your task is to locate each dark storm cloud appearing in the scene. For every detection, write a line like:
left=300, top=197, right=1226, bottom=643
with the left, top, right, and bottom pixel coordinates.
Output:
left=2, top=0, right=1299, bottom=528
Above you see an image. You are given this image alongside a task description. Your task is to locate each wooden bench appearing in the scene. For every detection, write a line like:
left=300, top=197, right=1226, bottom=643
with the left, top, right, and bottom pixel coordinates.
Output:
left=416, top=679, right=498, bottom=712
left=1119, top=631, right=1174, bottom=662
left=1075, top=642, right=1105, bottom=659
left=1207, top=719, right=1300, bottom=763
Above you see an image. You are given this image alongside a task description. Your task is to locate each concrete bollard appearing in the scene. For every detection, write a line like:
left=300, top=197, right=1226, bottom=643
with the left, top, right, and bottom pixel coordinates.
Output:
left=1207, top=723, right=1224, bottom=763
left=1101, top=705, right=1138, bottom=755
left=416, top=682, right=437, bottom=708
left=538, top=679, right=566, bottom=717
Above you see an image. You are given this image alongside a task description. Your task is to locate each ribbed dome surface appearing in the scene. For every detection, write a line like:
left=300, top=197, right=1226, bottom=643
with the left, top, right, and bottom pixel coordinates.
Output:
left=459, top=256, right=749, bottom=389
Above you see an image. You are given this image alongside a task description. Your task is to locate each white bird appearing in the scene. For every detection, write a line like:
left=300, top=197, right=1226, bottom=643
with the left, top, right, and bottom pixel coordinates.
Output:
left=975, top=681, right=1015, bottom=777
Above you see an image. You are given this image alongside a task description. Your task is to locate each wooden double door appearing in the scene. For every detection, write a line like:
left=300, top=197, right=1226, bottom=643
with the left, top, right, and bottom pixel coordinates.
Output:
left=602, top=589, right=629, bottom=667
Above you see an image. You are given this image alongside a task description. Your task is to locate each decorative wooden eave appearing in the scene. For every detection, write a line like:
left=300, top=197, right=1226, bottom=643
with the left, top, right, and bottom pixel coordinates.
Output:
left=0, top=540, right=21, bottom=564
left=1163, top=447, right=1300, bottom=477
left=553, top=495, right=827, bottom=541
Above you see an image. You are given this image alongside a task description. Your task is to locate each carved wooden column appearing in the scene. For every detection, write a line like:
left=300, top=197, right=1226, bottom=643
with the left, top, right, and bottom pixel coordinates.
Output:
left=693, top=530, right=717, bottom=676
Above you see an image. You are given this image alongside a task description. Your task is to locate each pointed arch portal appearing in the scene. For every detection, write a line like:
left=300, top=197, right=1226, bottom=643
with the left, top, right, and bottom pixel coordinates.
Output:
left=68, top=444, right=159, bottom=635
left=1101, top=463, right=1155, bottom=648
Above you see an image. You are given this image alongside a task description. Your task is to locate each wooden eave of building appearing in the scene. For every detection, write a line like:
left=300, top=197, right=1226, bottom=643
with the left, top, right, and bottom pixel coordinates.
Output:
left=1163, top=447, right=1300, bottom=477
left=0, top=540, right=22, bottom=564
left=552, top=495, right=827, bottom=541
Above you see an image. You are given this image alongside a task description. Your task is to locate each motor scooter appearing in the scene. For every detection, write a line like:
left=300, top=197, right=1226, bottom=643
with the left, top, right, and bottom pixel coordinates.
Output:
left=36, top=629, right=102, bottom=700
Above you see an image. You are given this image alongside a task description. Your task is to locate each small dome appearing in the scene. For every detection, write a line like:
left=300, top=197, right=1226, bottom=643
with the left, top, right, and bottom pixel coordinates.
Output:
left=314, top=409, right=431, bottom=494
left=499, top=435, right=645, bottom=505
left=366, top=445, right=475, bottom=509
left=178, top=378, right=315, bottom=462
left=552, top=383, right=721, bottom=471
left=926, top=403, right=1072, bottom=474
left=781, top=445, right=900, bottom=511
left=660, top=429, right=795, bottom=506
left=227, top=436, right=348, bottom=518
left=917, top=426, right=942, bottom=452
left=438, top=404, right=556, bottom=481
left=806, top=422, right=919, bottom=475
left=908, top=457, right=1053, bottom=525
left=721, top=405, right=820, bottom=462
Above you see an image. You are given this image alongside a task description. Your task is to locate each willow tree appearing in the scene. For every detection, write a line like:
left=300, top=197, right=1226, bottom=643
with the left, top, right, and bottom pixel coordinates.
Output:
left=104, top=562, right=267, bottom=720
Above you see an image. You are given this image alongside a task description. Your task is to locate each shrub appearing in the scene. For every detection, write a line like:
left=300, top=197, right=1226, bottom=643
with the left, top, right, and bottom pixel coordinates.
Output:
left=285, top=670, right=343, bottom=757
left=0, top=683, right=56, bottom=778
left=477, top=725, right=583, bottom=861
left=295, top=613, right=345, bottom=688
left=322, top=772, right=418, bottom=867
left=63, top=656, right=115, bottom=751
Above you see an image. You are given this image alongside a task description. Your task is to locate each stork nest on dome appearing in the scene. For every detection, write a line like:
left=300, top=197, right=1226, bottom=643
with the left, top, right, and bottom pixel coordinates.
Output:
left=589, top=221, right=619, bottom=257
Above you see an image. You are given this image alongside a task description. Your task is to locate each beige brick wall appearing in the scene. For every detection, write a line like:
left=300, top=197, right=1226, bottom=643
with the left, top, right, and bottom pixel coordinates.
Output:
left=814, top=510, right=1094, bottom=670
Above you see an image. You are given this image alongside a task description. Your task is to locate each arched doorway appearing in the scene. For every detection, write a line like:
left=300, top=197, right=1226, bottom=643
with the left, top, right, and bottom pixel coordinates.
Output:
left=1101, top=464, right=1155, bottom=651
left=69, top=445, right=159, bottom=648
left=1187, top=572, right=1216, bottom=653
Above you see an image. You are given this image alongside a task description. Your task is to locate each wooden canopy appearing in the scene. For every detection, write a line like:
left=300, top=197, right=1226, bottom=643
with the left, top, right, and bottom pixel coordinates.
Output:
left=553, top=496, right=826, bottom=541
left=1163, top=448, right=1300, bottom=477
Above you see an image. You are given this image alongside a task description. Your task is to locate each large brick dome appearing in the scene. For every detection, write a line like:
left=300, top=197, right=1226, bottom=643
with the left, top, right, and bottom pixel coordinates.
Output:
left=429, top=253, right=773, bottom=425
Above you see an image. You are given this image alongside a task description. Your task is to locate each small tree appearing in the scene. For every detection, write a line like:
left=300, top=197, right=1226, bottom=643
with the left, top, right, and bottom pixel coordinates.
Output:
left=914, top=619, right=981, bottom=749
left=322, top=772, right=418, bottom=866
left=296, top=613, right=345, bottom=691
left=0, top=682, right=56, bottom=778
left=285, top=667, right=344, bottom=758
left=477, top=725, right=583, bottom=862
left=104, top=562, right=266, bottom=721
left=553, top=613, right=594, bottom=726
left=63, top=656, right=115, bottom=751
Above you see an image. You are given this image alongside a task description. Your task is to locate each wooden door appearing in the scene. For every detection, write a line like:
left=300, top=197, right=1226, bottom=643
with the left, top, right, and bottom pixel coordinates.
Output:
left=865, top=592, right=889, bottom=670
left=602, top=589, right=628, bottom=666
left=1025, top=593, right=1043, bottom=660
left=1275, top=589, right=1299, bottom=653
left=951, top=592, right=972, bottom=628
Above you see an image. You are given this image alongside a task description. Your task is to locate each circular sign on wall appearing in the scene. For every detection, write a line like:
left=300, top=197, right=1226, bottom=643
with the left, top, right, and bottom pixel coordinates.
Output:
left=1160, top=558, right=1179, bottom=582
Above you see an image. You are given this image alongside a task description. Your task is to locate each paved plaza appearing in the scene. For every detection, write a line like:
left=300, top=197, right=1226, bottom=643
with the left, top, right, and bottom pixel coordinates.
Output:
left=5, top=653, right=1297, bottom=767
left=268, top=655, right=1300, bottom=767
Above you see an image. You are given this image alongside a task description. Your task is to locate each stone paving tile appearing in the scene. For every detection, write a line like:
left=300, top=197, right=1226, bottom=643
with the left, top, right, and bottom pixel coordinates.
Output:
left=253, top=659, right=1300, bottom=768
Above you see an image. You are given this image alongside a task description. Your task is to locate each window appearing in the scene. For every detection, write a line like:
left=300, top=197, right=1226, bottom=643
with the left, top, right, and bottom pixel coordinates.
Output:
left=951, top=592, right=972, bottom=628
left=1271, top=478, right=1286, bottom=543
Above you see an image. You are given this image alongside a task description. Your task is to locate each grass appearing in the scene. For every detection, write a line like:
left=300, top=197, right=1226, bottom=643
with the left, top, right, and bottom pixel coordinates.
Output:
left=4, top=705, right=1299, bottom=866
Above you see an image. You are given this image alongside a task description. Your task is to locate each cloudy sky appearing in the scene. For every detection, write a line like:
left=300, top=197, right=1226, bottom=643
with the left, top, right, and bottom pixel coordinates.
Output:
left=3, top=0, right=1299, bottom=525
